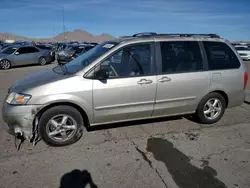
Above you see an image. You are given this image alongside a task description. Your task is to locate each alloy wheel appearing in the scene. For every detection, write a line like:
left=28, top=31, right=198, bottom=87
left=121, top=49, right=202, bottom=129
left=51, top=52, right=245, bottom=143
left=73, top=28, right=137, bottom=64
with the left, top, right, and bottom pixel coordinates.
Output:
left=46, top=114, right=77, bottom=142
left=0, top=60, right=11, bottom=69
left=203, top=98, right=222, bottom=120
left=40, top=57, right=46, bottom=65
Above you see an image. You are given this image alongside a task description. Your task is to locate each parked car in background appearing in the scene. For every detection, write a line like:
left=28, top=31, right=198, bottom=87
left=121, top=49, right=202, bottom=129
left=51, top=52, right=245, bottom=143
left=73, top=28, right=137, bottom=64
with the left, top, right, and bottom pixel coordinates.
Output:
left=13, top=40, right=33, bottom=46
left=0, top=46, right=51, bottom=69
left=36, top=44, right=56, bottom=62
left=234, top=45, right=250, bottom=61
left=2, top=33, right=248, bottom=146
left=57, top=44, right=95, bottom=65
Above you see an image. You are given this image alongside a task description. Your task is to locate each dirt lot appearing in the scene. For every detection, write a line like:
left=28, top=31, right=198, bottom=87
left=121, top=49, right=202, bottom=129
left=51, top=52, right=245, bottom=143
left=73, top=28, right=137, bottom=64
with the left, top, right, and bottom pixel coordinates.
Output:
left=0, top=62, right=250, bottom=188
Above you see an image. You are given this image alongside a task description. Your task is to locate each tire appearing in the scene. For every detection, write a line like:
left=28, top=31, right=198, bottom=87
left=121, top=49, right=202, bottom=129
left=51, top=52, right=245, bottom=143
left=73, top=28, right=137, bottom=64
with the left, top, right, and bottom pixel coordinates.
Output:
left=39, top=105, right=84, bottom=146
left=195, top=92, right=226, bottom=124
left=0, top=59, right=11, bottom=70
left=38, top=56, right=47, bottom=66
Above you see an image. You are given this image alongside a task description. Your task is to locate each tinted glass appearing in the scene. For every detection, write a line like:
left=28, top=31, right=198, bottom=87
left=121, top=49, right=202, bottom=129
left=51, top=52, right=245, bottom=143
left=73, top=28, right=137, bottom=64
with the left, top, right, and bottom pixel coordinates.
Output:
left=203, top=42, right=240, bottom=70
left=17, top=47, right=27, bottom=54
left=26, top=47, right=39, bottom=53
left=98, top=44, right=152, bottom=78
left=160, top=41, right=203, bottom=73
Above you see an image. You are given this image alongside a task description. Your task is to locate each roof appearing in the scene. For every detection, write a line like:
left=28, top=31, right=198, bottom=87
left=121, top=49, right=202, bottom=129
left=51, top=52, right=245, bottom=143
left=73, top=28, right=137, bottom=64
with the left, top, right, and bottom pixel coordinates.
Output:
left=111, top=32, right=225, bottom=44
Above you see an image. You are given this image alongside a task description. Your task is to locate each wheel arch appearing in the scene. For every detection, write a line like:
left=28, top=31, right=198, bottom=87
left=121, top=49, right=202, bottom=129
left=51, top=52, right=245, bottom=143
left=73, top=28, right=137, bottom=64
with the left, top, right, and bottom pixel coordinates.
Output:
left=208, top=90, right=229, bottom=108
left=35, top=102, right=90, bottom=128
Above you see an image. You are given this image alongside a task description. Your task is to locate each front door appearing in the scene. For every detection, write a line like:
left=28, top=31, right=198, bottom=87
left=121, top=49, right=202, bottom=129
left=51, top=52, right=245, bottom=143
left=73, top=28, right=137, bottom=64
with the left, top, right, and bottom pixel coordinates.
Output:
left=13, top=47, right=35, bottom=65
left=92, top=43, right=157, bottom=124
left=153, top=41, right=210, bottom=116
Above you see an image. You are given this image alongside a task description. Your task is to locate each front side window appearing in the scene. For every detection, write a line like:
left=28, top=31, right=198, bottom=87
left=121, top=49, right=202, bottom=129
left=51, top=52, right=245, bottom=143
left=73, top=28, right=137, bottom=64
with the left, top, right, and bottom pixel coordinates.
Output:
left=160, top=41, right=203, bottom=74
left=203, top=42, right=240, bottom=70
left=97, top=44, right=152, bottom=78
left=1, top=47, right=17, bottom=54
left=64, top=41, right=118, bottom=74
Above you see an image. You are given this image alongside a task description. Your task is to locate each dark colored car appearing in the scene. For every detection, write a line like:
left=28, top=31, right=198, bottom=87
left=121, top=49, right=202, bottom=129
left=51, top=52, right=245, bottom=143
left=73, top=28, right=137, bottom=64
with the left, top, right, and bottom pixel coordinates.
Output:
left=57, top=45, right=95, bottom=65
left=36, top=44, right=56, bottom=62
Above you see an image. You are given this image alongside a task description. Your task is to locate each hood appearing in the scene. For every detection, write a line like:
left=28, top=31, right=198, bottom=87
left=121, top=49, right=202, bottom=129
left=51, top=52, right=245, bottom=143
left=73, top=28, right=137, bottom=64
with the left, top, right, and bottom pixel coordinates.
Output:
left=10, top=66, right=73, bottom=93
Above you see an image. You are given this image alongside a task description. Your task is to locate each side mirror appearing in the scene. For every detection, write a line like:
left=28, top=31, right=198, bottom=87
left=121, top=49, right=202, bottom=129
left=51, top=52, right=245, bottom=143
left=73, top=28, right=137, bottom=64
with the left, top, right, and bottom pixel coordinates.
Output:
left=14, top=52, right=20, bottom=55
left=95, top=69, right=109, bottom=80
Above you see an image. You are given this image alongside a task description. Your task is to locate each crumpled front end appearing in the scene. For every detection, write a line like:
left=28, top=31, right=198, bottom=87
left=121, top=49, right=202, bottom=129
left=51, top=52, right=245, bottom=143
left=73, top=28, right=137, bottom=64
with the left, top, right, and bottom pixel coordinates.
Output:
left=2, top=102, right=43, bottom=142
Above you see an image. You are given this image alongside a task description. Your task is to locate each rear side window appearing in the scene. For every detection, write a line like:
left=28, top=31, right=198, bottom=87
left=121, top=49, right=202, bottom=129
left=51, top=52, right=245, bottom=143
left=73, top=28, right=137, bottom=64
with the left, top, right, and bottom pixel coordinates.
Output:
left=160, top=41, right=203, bottom=74
left=17, top=47, right=27, bottom=54
left=203, top=42, right=240, bottom=70
left=25, top=47, right=39, bottom=53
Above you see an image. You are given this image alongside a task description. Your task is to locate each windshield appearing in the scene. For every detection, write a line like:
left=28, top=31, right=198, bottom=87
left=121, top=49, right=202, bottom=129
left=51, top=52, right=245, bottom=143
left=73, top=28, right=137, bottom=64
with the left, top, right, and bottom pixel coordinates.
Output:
left=1, top=47, right=17, bottom=54
left=235, top=47, right=249, bottom=51
left=64, top=41, right=118, bottom=74
left=67, top=46, right=79, bottom=51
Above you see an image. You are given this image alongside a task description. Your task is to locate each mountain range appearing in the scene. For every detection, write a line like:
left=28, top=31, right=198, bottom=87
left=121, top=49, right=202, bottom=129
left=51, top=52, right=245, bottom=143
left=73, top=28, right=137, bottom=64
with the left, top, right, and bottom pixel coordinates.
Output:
left=0, top=29, right=115, bottom=43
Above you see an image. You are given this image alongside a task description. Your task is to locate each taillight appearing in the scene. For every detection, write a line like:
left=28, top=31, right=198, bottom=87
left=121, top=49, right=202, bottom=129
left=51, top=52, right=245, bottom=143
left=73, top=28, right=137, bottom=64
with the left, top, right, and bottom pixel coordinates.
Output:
left=244, top=72, right=248, bottom=89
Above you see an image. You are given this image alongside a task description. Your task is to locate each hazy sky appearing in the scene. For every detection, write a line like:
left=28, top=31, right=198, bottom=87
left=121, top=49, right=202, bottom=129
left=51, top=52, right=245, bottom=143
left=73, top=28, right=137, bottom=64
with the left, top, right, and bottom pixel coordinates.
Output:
left=0, top=0, right=250, bottom=40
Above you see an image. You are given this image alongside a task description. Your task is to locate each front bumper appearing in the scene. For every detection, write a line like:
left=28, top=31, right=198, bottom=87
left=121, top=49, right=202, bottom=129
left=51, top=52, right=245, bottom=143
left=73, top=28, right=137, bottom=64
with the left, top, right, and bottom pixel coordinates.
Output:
left=2, top=102, right=43, bottom=139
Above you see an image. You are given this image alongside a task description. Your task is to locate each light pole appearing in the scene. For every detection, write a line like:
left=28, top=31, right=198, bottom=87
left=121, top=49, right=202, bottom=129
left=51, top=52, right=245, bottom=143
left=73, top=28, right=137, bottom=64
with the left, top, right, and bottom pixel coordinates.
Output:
left=62, top=6, right=66, bottom=42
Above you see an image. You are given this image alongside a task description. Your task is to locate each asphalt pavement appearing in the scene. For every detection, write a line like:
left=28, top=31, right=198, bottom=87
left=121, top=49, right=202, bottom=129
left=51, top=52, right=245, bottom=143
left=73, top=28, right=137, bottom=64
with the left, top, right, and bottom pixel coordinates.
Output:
left=0, top=62, right=250, bottom=188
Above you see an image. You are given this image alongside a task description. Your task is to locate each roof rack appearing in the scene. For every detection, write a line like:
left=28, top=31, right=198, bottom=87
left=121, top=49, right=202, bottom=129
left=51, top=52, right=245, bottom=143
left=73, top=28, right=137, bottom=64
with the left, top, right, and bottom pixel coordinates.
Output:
left=156, top=33, right=220, bottom=38
left=132, top=32, right=157, bottom=37
left=130, top=32, right=220, bottom=38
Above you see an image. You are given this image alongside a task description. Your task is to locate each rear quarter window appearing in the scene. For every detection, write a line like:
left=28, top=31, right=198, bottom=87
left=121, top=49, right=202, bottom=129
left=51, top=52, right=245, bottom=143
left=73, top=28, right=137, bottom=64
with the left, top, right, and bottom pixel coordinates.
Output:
left=203, top=41, right=240, bottom=70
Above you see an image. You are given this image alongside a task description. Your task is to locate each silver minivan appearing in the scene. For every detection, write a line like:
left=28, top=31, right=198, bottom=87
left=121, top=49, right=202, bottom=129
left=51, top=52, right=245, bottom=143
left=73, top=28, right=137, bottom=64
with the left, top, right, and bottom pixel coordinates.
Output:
left=2, top=33, right=248, bottom=146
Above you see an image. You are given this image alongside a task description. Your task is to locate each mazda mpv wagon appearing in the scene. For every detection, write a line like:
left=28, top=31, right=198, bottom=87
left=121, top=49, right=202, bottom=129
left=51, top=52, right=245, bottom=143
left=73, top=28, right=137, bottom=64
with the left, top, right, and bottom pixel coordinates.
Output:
left=2, top=33, right=248, bottom=146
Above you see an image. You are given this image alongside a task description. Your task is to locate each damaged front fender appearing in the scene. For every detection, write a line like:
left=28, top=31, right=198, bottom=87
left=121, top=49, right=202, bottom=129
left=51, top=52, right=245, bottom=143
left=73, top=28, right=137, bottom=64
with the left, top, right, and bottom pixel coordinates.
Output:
left=2, top=103, right=44, bottom=145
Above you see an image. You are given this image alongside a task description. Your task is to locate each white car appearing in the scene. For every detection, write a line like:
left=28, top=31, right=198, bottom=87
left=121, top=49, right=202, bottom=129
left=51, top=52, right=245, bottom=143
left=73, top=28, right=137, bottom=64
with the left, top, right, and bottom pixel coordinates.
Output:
left=235, top=45, right=250, bottom=61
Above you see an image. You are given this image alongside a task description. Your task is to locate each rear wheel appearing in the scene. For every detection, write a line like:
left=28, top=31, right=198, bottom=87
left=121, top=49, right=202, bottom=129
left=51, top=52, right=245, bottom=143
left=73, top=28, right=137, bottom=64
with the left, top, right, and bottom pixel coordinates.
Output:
left=38, top=57, right=47, bottom=66
left=0, top=59, right=11, bottom=70
left=39, top=106, right=84, bottom=146
left=195, top=92, right=226, bottom=124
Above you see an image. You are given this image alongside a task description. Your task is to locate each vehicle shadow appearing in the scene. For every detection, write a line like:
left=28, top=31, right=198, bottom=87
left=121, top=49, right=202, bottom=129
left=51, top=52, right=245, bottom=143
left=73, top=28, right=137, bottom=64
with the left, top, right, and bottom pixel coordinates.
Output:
left=87, top=115, right=193, bottom=132
left=59, top=169, right=98, bottom=188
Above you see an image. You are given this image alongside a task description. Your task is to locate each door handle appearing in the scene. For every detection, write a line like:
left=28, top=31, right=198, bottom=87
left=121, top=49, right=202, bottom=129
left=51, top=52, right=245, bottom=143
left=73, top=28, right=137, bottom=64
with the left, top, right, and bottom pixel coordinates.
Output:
left=137, top=79, right=153, bottom=85
left=159, top=76, right=171, bottom=83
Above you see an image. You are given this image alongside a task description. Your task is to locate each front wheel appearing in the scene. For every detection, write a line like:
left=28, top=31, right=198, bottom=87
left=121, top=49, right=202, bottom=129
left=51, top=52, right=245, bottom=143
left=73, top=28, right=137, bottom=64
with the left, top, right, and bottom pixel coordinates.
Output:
left=195, top=92, right=226, bottom=124
left=0, top=59, right=11, bottom=70
left=39, top=106, right=84, bottom=146
left=38, top=57, right=47, bottom=66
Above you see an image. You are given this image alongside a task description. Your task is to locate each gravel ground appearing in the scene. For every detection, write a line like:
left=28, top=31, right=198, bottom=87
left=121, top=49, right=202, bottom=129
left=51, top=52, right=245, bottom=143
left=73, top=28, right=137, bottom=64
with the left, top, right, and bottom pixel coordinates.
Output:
left=0, top=62, right=249, bottom=188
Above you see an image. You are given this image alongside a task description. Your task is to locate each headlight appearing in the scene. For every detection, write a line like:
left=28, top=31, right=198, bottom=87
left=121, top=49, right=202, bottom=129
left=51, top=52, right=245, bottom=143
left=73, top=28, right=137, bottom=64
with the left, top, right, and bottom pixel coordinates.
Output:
left=6, top=92, right=32, bottom=105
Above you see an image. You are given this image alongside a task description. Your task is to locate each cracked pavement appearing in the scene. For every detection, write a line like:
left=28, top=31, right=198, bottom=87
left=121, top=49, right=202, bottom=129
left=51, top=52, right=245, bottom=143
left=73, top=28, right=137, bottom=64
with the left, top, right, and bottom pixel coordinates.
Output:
left=0, top=62, right=250, bottom=188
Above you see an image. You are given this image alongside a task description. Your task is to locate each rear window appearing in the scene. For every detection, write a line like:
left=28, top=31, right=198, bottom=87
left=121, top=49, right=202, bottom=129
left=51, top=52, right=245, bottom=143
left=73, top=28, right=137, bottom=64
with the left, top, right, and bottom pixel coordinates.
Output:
left=203, top=42, right=240, bottom=70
